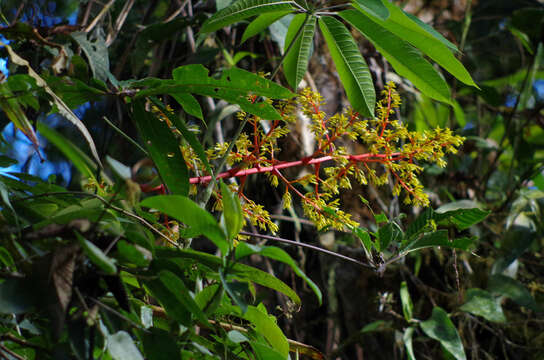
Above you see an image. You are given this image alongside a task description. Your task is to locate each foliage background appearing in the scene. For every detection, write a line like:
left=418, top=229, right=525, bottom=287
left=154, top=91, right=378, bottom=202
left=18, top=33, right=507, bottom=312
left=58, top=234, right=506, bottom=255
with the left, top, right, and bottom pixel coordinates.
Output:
left=0, top=0, right=543, bottom=359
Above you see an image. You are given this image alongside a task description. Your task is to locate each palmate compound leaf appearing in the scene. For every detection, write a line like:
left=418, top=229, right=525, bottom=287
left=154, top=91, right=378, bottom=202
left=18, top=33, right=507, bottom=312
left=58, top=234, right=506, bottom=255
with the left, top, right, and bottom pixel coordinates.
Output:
left=200, top=0, right=297, bottom=33
left=132, top=64, right=295, bottom=120
left=319, top=16, right=375, bottom=117
left=283, top=13, right=316, bottom=89
left=420, top=307, right=466, bottom=360
left=340, top=9, right=452, bottom=104
left=352, top=1, right=477, bottom=88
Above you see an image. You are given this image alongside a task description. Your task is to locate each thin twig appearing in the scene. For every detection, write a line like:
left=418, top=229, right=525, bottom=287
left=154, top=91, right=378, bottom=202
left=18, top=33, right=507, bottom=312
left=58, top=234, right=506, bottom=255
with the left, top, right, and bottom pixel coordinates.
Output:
left=102, top=116, right=148, bottom=155
left=239, top=231, right=373, bottom=268
left=84, top=0, right=115, bottom=33
left=17, top=191, right=178, bottom=247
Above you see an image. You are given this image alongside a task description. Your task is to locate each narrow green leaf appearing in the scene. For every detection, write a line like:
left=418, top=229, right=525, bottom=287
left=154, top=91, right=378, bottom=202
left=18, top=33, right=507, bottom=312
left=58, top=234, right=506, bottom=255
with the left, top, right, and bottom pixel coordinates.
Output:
left=132, top=99, right=189, bottom=196
left=106, top=156, right=131, bottom=180
left=284, top=14, right=316, bottom=89
left=341, top=9, right=451, bottom=104
left=459, top=288, right=506, bottom=323
left=107, top=331, right=144, bottom=360
left=201, top=0, right=297, bottom=33
left=171, top=93, right=203, bottom=120
left=75, top=231, right=117, bottom=275
left=352, top=2, right=477, bottom=88
left=420, top=307, right=466, bottom=360
left=235, top=242, right=322, bottom=305
left=219, top=181, right=243, bottom=240
left=319, top=16, right=375, bottom=117
left=133, top=64, right=295, bottom=120
left=244, top=305, right=289, bottom=357
left=140, top=195, right=228, bottom=254
left=0, top=83, right=41, bottom=154
left=155, top=248, right=301, bottom=304
left=400, top=281, right=413, bottom=321
left=0, top=156, right=17, bottom=167
left=488, top=274, right=542, bottom=312
left=403, top=11, right=459, bottom=52
left=241, top=11, right=291, bottom=43
left=352, top=0, right=389, bottom=20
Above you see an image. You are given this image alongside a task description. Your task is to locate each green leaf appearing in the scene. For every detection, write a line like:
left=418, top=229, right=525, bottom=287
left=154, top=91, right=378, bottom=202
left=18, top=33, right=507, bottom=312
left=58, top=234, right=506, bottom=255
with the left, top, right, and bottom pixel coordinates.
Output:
left=241, top=11, right=292, bottom=43
left=402, top=11, right=459, bottom=53
left=149, top=97, right=212, bottom=176
left=171, top=93, right=203, bottom=120
left=404, top=207, right=434, bottom=241
left=488, top=274, right=542, bottom=312
left=219, top=181, right=244, bottom=240
left=134, top=64, right=295, bottom=120
left=0, top=155, right=17, bottom=167
left=283, top=14, right=316, bottom=89
left=153, top=270, right=209, bottom=325
left=220, top=269, right=249, bottom=313
left=201, top=0, right=297, bottom=33
left=402, top=230, right=475, bottom=253
left=434, top=200, right=490, bottom=230
left=352, top=1, right=477, bottom=88
left=352, top=0, right=389, bottom=20
left=141, top=328, right=180, bottom=360
left=243, top=305, right=289, bottom=357
left=0, top=82, right=41, bottom=155
left=37, top=122, right=97, bottom=180
left=250, top=341, right=286, bottom=360
left=0, top=278, right=35, bottom=314
left=319, top=16, right=375, bottom=117
left=420, top=307, right=466, bottom=360
left=235, top=242, right=322, bottom=305
left=106, top=156, right=131, bottom=180
left=140, top=195, right=228, bottom=254
left=155, top=248, right=301, bottom=304
left=75, top=231, right=117, bottom=275
left=132, top=99, right=189, bottom=196
left=71, top=32, right=118, bottom=86
left=400, top=281, right=413, bottom=321
left=378, top=221, right=403, bottom=250
left=459, top=288, right=506, bottom=323
left=107, top=331, right=144, bottom=360
left=117, top=240, right=151, bottom=267
left=341, top=9, right=451, bottom=104
left=403, top=327, right=416, bottom=360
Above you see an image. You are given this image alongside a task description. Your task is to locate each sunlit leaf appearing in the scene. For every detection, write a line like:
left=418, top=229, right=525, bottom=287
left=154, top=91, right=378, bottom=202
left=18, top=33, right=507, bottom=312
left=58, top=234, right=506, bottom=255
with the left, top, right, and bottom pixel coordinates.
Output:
left=220, top=181, right=243, bottom=240
left=341, top=9, right=451, bottom=104
left=201, top=0, right=297, bottom=33
left=284, top=14, right=316, bottom=89
left=319, top=16, right=375, bottom=117
left=107, top=331, right=144, bottom=360
left=241, top=11, right=292, bottom=43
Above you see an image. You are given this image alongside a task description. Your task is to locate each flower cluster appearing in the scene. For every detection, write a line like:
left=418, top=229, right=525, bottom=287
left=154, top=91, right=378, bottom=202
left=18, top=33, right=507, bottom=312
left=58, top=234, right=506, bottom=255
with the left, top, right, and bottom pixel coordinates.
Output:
left=175, top=83, right=464, bottom=233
